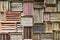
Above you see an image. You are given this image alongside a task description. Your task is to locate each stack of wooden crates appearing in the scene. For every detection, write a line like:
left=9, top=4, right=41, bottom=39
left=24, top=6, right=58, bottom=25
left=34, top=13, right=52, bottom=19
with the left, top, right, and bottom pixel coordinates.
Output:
left=0, top=0, right=60, bottom=40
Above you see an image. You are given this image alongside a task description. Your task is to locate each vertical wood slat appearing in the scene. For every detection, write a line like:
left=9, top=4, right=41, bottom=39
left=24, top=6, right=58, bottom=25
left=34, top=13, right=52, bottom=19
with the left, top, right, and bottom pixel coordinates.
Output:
left=23, top=2, right=33, bottom=16
left=44, top=13, right=50, bottom=21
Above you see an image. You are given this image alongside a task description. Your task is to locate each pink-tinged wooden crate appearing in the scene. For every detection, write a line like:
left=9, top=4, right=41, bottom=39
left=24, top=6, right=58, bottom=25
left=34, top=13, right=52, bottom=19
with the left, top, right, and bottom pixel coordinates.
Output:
left=44, top=13, right=50, bottom=21
left=4, top=11, right=21, bottom=22
left=23, top=2, right=33, bottom=16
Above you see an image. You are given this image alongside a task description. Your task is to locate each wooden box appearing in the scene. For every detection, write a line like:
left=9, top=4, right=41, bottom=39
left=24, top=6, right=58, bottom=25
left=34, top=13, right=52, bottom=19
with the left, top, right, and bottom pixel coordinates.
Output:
left=45, top=7, right=57, bottom=12
left=34, top=8, right=44, bottom=23
left=9, top=32, right=23, bottom=40
left=21, top=16, right=33, bottom=26
left=11, top=3, right=23, bottom=11
left=0, top=1, right=8, bottom=12
left=50, top=13, right=60, bottom=21
left=33, top=33, right=41, bottom=40
left=46, top=0, right=56, bottom=4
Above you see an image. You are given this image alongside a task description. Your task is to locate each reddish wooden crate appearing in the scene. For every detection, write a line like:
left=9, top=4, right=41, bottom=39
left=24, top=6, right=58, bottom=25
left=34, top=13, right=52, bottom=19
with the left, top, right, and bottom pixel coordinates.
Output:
left=4, top=11, right=21, bottom=22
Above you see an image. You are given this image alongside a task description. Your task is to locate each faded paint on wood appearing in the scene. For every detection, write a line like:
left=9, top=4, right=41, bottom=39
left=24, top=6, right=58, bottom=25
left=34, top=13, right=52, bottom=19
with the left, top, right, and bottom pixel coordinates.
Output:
left=21, top=17, right=33, bottom=26
left=45, top=7, right=57, bottom=12
left=50, top=13, right=60, bottom=21
left=11, top=3, right=23, bottom=11
left=23, top=2, right=33, bottom=16
left=34, top=8, right=44, bottom=23
left=44, top=13, right=50, bottom=21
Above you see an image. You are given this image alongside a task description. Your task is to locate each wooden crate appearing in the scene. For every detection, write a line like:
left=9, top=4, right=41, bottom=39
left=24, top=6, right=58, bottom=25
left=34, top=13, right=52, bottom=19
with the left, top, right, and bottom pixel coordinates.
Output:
left=21, top=16, right=33, bottom=26
left=53, top=30, right=60, bottom=40
left=23, top=2, right=33, bottom=16
left=33, top=33, right=41, bottom=40
left=50, top=13, right=60, bottom=21
left=0, top=1, right=8, bottom=12
left=52, top=22, right=60, bottom=30
left=45, top=0, right=56, bottom=4
left=0, top=33, right=10, bottom=40
left=9, top=32, right=23, bottom=40
left=43, top=13, right=50, bottom=21
left=4, top=11, right=21, bottom=22
left=33, top=24, right=45, bottom=33
left=1, top=22, right=16, bottom=32
left=24, top=27, right=32, bottom=39
left=41, top=33, right=53, bottom=40
left=45, top=7, right=57, bottom=12
left=44, top=22, right=53, bottom=33
left=34, top=8, right=44, bottom=23
left=11, top=2, right=23, bottom=11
